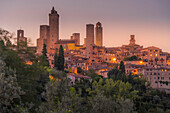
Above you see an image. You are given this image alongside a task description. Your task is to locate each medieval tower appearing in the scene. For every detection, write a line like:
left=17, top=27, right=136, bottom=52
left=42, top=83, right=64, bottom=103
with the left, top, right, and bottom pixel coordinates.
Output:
left=95, top=22, right=103, bottom=46
left=37, top=25, right=50, bottom=53
left=129, top=35, right=136, bottom=45
left=86, top=24, right=94, bottom=59
left=37, top=7, right=59, bottom=54
left=49, top=7, right=59, bottom=51
left=17, top=29, right=27, bottom=47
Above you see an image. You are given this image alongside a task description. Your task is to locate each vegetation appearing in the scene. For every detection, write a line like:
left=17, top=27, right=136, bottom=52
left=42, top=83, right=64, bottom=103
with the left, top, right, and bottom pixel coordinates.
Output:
left=124, top=55, right=141, bottom=61
left=54, top=45, right=64, bottom=71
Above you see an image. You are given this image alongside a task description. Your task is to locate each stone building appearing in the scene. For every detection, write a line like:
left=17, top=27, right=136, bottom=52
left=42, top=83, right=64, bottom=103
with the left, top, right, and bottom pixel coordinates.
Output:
left=85, top=24, right=94, bottom=59
left=17, top=29, right=27, bottom=47
left=37, top=25, right=50, bottom=54
left=71, top=33, right=80, bottom=45
left=95, top=22, right=103, bottom=46
left=37, top=7, right=59, bottom=54
left=49, top=7, right=59, bottom=52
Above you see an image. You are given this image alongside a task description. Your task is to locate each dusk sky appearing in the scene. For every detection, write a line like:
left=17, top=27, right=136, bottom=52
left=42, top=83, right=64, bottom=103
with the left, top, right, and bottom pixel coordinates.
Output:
left=0, top=0, right=170, bottom=52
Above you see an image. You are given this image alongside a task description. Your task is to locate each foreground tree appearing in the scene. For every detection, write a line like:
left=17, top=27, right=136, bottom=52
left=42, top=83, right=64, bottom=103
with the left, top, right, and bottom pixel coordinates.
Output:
left=58, top=45, right=64, bottom=71
left=0, top=58, right=29, bottom=113
left=39, top=44, right=49, bottom=67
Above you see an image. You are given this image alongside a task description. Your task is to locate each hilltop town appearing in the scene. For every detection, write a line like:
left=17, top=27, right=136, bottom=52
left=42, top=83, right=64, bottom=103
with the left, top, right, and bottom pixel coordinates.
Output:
left=14, top=7, right=170, bottom=92
left=1, top=6, right=170, bottom=113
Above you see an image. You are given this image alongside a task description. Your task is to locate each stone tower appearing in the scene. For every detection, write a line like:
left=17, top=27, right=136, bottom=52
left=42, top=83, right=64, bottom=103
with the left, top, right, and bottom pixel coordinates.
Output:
left=129, top=35, right=135, bottom=45
left=95, top=22, right=103, bottom=46
left=71, top=33, right=80, bottom=45
left=49, top=7, right=59, bottom=51
left=37, top=25, right=50, bottom=53
left=17, top=29, right=27, bottom=46
left=86, top=24, right=94, bottom=59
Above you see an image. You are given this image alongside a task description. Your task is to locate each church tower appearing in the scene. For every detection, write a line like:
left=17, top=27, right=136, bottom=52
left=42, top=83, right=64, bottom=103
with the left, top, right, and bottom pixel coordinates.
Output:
left=129, top=35, right=136, bottom=45
left=49, top=7, right=59, bottom=51
left=95, top=22, right=103, bottom=46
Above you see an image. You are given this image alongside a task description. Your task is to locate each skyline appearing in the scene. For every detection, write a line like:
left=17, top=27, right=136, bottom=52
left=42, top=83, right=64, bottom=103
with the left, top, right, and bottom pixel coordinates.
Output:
left=0, top=0, right=170, bottom=52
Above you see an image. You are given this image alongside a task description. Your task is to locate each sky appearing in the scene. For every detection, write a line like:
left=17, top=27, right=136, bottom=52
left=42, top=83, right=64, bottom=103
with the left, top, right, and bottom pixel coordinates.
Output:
left=0, top=0, right=170, bottom=52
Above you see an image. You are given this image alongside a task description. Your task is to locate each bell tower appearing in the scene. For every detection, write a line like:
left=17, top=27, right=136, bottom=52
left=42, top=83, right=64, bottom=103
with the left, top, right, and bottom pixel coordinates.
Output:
left=49, top=7, right=59, bottom=50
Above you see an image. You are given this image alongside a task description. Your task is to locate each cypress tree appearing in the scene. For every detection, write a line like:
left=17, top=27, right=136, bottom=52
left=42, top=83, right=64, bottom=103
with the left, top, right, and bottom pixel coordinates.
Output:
left=119, top=61, right=125, bottom=74
left=41, top=44, right=49, bottom=67
left=58, top=45, right=64, bottom=71
left=54, top=52, right=59, bottom=70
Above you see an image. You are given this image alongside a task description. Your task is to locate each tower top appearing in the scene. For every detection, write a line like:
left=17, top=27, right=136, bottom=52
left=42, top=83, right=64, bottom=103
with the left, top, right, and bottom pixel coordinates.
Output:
left=96, top=22, right=102, bottom=27
left=51, top=6, right=57, bottom=14
left=129, top=35, right=136, bottom=45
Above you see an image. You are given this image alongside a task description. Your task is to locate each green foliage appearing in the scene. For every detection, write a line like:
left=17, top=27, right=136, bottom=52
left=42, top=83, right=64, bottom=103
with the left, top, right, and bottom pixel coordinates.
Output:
left=40, top=44, right=49, bottom=67
left=58, top=45, right=64, bottom=71
left=86, top=69, right=100, bottom=80
left=0, top=58, right=30, bottom=113
left=107, top=61, right=126, bottom=81
left=54, top=52, right=59, bottom=70
left=77, top=67, right=83, bottom=74
left=87, top=79, right=138, bottom=101
left=0, top=28, right=12, bottom=45
left=124, top=55, right=141, bottom=61
left=53, top=45, right=65, bottom=71
left=119, top=61, right=125, bottom=74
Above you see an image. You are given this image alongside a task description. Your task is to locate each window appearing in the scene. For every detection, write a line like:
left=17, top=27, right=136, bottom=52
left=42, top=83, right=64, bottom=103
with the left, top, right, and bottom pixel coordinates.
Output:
left=154, top=77, right=156, bottom=79
left=150, top=73, right=152, bottom=75
left=154, top=73, right=156, bottom=75
left=158, top=77, right=159, bottom=79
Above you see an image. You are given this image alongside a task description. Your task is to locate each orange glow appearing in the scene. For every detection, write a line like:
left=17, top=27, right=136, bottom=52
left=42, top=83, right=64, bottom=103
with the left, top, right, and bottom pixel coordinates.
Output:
left=86, top=65, right=89, bottom=71
left=132, top=69, right=138, bottom=75
left=139, top=61, right=143, bottom=65
left=26, top=61, right=32, bottom=65
left=49, top=75, right=54, bottom=80
left=161, top=69, right=164, bottom=72
left=167, top=60, right=170, bottom=65
left=74, top=68, right=77, bottom=74
left=64, top=49, right=66, bottom=51
left=150, top=54, right=152, bottom=56
left=111, top=57, right=117, bottom=63
left=165, top=69, right=167, bottom=72
left=49, top=75, right=61, bottom=81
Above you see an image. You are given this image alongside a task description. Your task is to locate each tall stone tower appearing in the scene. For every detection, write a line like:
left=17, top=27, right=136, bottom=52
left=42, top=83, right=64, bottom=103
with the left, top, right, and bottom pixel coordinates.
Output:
left=95, top=22, right=103, bottom=46
left=49, top=7, right=59, bottom=51
left=17, top=29, right=27, bottom=47
left=129, top=35, right=135, bottom=45
left=86, top=24, right=94, bottom=59
left=37, top=25, right=50, bottom=53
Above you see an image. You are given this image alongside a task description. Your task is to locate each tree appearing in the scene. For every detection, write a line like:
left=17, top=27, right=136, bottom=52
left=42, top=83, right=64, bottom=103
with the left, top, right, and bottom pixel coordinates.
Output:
left=58, top=45, right=64, bottom=71
left=0, top=28, right=12, bottom=45
left=54, top=52, right=59, bottom=70
left=77, top=67, right=83, bottom=73
left=40, top=44, right=49, bottom=67
left=0, top=58, right=28, bottom=113
left=119, top=61, right=125, bottom=74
